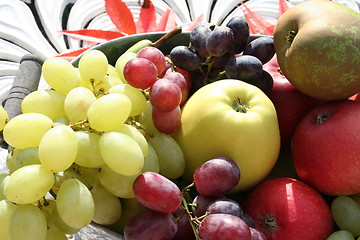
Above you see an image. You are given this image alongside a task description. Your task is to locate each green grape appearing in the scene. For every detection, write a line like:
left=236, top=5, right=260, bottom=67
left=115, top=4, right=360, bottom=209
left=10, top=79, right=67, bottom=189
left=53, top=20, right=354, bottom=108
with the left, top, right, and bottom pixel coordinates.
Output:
left=109, top=83, right=147, bottom=116
left=53, top=116, right=70, bottom=126
left=115, top=51, right=137, bottom=83
left=81, top=169, right=122, bottom=225
left=0, top=106, right=8, bottom=131
left=74, top=131, right=105, bottom=168
left=39, top=125, right=78, bottom=173
left=99, top=131, right=144, bottom=176
left=107, top=64, right=121, bottom=79
left=94, top=75, right=123, bottom=93
left=52, top=167, right=81, bottom=195
left=79, top=75, right=94, bottom=92
left=331, top=195, right=360, bottom=236
left=98, top=165, right=139, bottom=198
left=78, top=49, right=109, bottom=86
left=39, top=198, right=56, bottom=225
left=45, top=226, right=68, bottom=240
left=6, top=147, right=40, bottom=172
left=4, top=164, right=54, bottom=204
left=56, top=178, right=94, bottom=229
left=21, top=89, right=66, bottom=120
left=87, top=93, right=132, bottom=132
left=42, top=57, right=81, bottom=94
left=327, top=230, right=354, bottom=240
left=0, top=200, right=17, bottom=239
left=0, top=173, right=10, bottom=201
left=8, top=204, right=47, bottom=240
left=51, top=204, right=80, bottom=235
left=113, top=123, right=148, bottom=157
left=137, top=101, right=159, bottom=135
left=3, top=113, right=54, bottom=149
left=64, top=86, right=96, bottom=123
left=147, top=132, right=185, bottom=179
left=142, top=142, right=160, bottom=173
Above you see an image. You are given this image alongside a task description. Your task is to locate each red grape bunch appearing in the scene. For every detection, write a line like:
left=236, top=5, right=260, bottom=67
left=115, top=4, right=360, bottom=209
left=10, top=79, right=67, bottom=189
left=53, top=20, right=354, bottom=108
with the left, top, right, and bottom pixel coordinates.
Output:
left=124, top=157, right=266, bottom=240
left=123, top=46, right=191, bottom=134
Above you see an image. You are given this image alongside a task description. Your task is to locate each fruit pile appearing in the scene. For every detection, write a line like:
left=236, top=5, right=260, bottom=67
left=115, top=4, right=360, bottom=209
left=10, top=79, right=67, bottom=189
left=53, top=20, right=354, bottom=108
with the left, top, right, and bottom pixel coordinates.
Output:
left=0, top=0, right=359, bottom=240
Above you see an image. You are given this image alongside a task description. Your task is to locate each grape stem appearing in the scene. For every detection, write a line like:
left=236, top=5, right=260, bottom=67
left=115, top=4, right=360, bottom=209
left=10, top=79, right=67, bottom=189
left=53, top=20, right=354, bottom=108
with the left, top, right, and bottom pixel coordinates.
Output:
left=181, top=182, right=202, bottom=240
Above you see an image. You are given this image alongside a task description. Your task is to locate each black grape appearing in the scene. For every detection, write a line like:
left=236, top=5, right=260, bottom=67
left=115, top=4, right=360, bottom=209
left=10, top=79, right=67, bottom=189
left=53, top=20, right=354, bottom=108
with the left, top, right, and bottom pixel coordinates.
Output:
left=170, top=46, right=202, bottom=71
left=205, top=26, right=234, bottom=57
left=226, top=16, right=250, bottom=54
left=190, top=23, right=214, bottom=58
left=243, top=36, right=275, bottom=64
left=247, top=70, right=274, bottom=93
left=224, top=55, right=263, bottom=81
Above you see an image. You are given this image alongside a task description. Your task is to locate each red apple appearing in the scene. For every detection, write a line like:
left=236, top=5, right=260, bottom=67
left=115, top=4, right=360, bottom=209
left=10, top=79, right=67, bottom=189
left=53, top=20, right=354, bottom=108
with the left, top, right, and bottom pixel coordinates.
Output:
left=264, top=55, right=325, bottom=147
left=354, top=93, right=360, bottom=101
left=292, top=100, right=360, bottom=196
left=243, top=177, right=334, bottom=240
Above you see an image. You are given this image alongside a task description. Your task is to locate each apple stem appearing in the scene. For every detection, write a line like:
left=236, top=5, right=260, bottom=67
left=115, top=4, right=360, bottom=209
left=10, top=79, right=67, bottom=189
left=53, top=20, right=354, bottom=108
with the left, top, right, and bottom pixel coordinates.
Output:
left=234, top=98, right=249, bottom=113
left=286, top=30, right=297, bottom=44
left=315, top=113, right=330, bottom=124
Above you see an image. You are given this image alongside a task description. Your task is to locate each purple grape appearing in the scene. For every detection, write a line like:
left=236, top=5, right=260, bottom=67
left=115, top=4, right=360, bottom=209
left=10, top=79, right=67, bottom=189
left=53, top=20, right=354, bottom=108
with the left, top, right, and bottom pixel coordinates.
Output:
left=206, top=26, right=234, bottom=57
left=193, top=157, right=240, bottom=197
left=243, top=36, right=275, bottom=64
left=247, top=70, right=274, bottom=93
left=241, top=212, right=255, bottom=228
left=226, top=16, right=250, bottom=54
left=198, top=213, right=251, bottom=240
left=206, top=199, right=244, bottom=218
left=191, top=194, right=227, bottom=217
left=190, top=23, right=214, bottom=58
left=224, top=55, right=263, bottom=81
left=133, top=172, right=182, bottom=213
left=170, top=46, right=202, bottom=71
left=124, top=210, right=178, bottom=240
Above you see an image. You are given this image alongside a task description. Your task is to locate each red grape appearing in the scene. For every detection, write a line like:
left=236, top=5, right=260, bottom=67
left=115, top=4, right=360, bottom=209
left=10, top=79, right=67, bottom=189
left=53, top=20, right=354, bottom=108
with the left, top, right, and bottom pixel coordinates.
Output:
left=133, top=172, right=182, bottom=213
left=124, top=57, right=158, bottom=89
left=124, top=210, right=178, bottom=240
left=193, top=157, right=240, bottom=197
left=137, top=46, right=167, bottom=76
left=250, top=227, right=267, bottom=240
left=163, top=71, right=189, bottom=105
left=152, top=106, right=181, bottom=134
left=198, top=213, right=251, bottom=240
left=149, top=78, right=182, bottom=112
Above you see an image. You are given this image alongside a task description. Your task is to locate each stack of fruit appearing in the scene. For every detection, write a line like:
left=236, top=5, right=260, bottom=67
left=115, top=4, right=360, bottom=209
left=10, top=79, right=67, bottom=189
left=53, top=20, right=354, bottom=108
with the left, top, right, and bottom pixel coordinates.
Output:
left=0, top=0, right=359, bottom=240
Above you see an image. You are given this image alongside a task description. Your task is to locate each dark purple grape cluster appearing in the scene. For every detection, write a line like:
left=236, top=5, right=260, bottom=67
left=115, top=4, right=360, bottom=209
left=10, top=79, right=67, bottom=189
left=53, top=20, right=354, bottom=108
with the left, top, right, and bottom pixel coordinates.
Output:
left=124, top=158, right=267, bottom=240
left=169, top=16, right=276, bottom=96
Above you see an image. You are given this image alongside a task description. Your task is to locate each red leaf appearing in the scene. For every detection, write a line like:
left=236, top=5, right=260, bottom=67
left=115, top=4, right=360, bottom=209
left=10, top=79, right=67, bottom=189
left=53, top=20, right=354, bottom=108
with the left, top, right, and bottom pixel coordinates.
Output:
left=59, top=29, right=127, bottom=43
left=278, top=0, right=290, bottom=17
left=105, top=0, right=137, bottom=35
left=239, top=2, right=274, bottom=36
left=183, top=14, right=204, bottom=31
left=136, top=0, right=157, bottom=33
left=240, top=7, right=261, bottom=35
left=156, top=9, right=177, bottom=31
left=56, top=47, right=91, bottom=61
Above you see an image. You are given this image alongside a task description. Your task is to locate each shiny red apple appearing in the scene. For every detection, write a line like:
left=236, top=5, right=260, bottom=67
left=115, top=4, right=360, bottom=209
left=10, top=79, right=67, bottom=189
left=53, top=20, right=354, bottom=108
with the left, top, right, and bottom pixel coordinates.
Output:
left=292, top=100, right=360, bottom=195
left=264, top=55, right=325, bottom=147
left=243, top=177, right=334, bottom=240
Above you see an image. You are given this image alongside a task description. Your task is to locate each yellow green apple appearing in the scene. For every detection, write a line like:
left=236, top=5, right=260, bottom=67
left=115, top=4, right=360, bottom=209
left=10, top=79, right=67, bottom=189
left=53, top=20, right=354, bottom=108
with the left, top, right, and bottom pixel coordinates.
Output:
left=173, top=79, right=280, bottom=192
left=274, top=0, right=360, bottom=100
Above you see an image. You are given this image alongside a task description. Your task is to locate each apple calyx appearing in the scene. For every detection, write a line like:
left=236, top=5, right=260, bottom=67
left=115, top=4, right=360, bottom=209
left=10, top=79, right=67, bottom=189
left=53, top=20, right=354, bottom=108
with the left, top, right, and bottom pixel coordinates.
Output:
left=286, top=30, right=297, bottom=44
left=315, top=113, right=330, bottom=125
left=257, top=213, right=277, bottom=232
left=233, top=98, right=249, bottom=113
